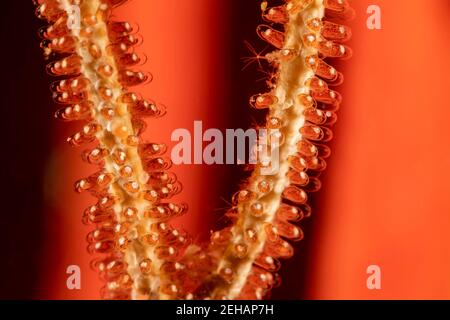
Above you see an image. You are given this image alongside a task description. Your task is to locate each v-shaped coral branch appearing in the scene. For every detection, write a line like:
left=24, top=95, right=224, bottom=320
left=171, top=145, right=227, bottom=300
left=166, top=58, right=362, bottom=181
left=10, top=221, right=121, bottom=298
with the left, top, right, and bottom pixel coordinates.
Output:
left=35, top=0, right=189, bottom=299
left=34, top=0, right=353, bottom=300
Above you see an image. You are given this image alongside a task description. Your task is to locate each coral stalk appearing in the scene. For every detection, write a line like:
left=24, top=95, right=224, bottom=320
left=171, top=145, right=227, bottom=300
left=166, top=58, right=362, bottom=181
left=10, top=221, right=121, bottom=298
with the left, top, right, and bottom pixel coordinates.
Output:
left=35, top=0, right=188, bottom=299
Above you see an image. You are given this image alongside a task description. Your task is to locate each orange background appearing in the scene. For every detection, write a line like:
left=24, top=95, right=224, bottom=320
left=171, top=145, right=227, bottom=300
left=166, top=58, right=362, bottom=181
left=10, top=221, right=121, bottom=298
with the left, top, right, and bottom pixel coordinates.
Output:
left=39, top=0, right=450, bottom=299
left=307, top=0, right=450, bottom=300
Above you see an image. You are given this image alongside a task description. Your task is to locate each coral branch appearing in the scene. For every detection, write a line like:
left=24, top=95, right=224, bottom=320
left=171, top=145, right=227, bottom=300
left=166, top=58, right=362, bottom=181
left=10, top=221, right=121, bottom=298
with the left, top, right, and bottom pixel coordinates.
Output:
left=34, top=0, right=353, bottom=300
left=185, top=0, right=354, bottom=300
left=35, top=0, right=188, bottom=299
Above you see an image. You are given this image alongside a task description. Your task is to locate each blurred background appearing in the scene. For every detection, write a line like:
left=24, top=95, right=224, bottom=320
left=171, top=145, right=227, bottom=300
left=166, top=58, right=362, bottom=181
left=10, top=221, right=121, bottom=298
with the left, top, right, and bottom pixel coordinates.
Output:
left=0, top=0, right=449, bottom=299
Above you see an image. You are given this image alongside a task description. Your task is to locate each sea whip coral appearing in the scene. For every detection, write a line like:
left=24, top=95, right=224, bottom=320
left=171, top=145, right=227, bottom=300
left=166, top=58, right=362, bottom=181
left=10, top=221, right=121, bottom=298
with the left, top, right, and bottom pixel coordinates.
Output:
left=34, top=0, right=353, bottom=300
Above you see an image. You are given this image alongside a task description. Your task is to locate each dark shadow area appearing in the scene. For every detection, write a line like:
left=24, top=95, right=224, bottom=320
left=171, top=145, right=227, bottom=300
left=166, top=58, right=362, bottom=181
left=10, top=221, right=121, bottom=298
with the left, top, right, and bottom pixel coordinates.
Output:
left=0, top=1, right=52, bottom=299
left=212, top=0, right=269, bottom=227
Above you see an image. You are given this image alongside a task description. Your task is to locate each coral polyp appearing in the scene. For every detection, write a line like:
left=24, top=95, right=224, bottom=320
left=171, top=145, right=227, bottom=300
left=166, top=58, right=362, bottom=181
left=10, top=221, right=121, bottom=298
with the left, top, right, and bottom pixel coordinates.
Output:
left=34, top=0, right=352, bottom=300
